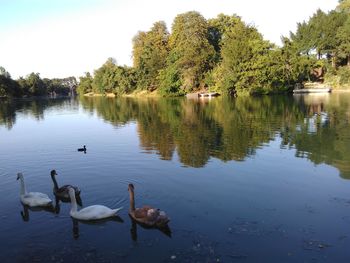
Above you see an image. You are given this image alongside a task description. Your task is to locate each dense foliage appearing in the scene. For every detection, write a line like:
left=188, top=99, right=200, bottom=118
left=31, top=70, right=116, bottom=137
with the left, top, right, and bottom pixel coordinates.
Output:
left=75, top=1, right=350, bottom=96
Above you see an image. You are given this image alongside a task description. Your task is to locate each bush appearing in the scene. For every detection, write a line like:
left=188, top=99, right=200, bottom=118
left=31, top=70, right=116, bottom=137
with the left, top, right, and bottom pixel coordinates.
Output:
left=325, top=66, right=350, bottom=89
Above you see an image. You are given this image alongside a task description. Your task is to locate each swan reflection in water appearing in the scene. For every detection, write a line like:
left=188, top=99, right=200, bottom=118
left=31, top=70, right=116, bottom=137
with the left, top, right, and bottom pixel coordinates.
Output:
left=20, top=195, right=83, bottom=221
left=54, top=195, right=83, bottom=214
left=129, top=216, right=172, bottom=241
left=72, top=216, right=124, bottom=239
left=20, top=204, right=55, bottom=222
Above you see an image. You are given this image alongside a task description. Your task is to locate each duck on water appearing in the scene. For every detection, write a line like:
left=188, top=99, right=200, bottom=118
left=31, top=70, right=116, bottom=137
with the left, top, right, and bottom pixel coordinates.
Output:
left=77, top=145, right=86, bottom=152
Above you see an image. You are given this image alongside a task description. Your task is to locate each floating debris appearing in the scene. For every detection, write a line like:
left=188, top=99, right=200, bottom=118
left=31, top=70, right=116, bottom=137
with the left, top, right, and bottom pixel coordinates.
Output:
left=302, top=239, right=331, bottom=251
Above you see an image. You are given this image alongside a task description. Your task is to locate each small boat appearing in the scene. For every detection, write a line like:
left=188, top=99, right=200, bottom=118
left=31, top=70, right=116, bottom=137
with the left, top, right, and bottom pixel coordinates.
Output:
left=198, top=92, right=220, bottom=98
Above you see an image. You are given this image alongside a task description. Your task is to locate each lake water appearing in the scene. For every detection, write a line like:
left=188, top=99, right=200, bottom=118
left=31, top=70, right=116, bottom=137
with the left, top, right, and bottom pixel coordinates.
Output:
left=0, top=93, right=350, bottom=262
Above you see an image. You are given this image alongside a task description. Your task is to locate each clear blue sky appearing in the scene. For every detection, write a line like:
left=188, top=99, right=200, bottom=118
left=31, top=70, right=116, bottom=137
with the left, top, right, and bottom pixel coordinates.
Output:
left=0, top=0, right=102, bottom=29
left=0, top=0, right=339, bottom=78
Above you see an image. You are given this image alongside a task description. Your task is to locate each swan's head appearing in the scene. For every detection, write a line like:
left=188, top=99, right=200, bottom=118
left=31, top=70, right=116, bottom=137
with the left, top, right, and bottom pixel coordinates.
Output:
left=128, top=183, right=134, bottom=192
left=50, top=170, right=57, bottom=176
left=16, top=173, right=23, bottom=180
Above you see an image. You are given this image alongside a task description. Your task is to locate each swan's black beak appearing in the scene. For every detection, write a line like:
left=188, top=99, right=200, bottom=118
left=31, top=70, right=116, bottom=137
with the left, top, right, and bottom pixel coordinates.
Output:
left=16, top=175, right=19, bottom=180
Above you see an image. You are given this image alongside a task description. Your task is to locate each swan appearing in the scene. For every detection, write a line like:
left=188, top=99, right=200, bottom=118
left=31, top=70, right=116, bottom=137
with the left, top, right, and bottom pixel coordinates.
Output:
left=17, top=173, right=52, bottom=207
left=50, top=169, right=81, bottom=199
left=128, top=183, right=169, bottom=227
left=68, top=187, right=123, bottom=220
left=77, top=145, right=86, bottom=152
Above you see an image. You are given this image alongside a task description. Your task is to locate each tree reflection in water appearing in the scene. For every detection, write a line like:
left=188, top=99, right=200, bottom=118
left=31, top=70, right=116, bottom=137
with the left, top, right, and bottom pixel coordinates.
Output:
left=2, top=94, right=349, bottom=178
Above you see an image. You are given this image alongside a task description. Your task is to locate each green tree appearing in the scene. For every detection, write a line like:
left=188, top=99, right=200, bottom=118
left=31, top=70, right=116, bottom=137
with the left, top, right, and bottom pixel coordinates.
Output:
left=0, top=67, right=21, bottom=97
left=290, top=21, right=314, bottom=56
left=158, top=54, right=182, bottom=96
left=18, top=73, right=46, bottom=96
left=321, top=11, right=347, bottom=67
left=92, top=58, right=118, bottom=93
left=113, top=65, right=137, bottom=94
left=337, top=16, right=350, bottom=66
left=213, top=22, right=284, bottom=95
left=280, top=37, right=319, bottom=83
left=294, top=9, right=348, bottom=67
left=77, top=72, right=93, bottom=95
left=208, top=14, right=242, bottom=59
left=166, top=11, right=215, bottom=92
left=43, top=77, right=75, bottom=96
left=132, top=21, right=169, bottom=91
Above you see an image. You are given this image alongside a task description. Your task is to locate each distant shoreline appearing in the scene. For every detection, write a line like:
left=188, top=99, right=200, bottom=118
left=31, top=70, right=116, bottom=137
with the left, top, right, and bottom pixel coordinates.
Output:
left=83, top=90, right=160, bottom=98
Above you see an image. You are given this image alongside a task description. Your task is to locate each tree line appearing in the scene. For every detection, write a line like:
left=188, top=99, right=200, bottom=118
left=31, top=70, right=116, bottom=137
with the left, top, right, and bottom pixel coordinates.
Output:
left=77, top=0, right=350, bottom=96
left=1, top=0, right=349, bottom=98
left=0, top=67, right=77, bottom=98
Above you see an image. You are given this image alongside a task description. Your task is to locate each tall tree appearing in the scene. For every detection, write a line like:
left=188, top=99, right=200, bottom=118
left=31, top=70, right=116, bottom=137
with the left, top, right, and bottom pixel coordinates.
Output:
left=167, top=11, right=215, bottom=92
left=0, top=67, right=21, bottom=97
left=132, top=21, right=169, bottom=90
left=337, top=16, right=350, bottom=66
left=92, top=58, right=118, bottom=93
left=208, top=14, right=242, bottom=58
left=77, top=72, right=93, bottom=95
left=321, top=11, right=347, bottom=67
left=213, top=22, right=282, bottom=94
left=19, top=73, right=46, bottom=96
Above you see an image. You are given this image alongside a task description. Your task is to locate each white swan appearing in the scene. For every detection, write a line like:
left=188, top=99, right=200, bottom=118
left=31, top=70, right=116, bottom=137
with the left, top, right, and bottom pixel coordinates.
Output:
left=17, top=173, right=52, bottom=207
left=68, top=187, right=123, bottom=220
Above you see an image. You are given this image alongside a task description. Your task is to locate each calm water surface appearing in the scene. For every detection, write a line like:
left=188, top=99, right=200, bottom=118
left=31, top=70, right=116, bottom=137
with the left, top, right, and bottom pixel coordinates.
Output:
left=0, top=94, right=350, bottom=262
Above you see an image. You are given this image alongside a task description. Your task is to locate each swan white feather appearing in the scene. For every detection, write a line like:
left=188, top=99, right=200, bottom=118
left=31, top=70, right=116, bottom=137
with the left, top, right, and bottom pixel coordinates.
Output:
left=17, top=173, right=52, bottom=207
left=68, top=187, right=122, bottom=220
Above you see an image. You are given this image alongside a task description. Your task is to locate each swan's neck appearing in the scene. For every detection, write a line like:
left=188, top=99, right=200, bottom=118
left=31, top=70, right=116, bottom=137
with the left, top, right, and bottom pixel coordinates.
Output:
left=69, top=191, right=78, bottom=214
left=51, top=175, right=59, bottom=190
left=19, top=176, right=27, bottom=195
left=129, top=189, right=135, bottom=212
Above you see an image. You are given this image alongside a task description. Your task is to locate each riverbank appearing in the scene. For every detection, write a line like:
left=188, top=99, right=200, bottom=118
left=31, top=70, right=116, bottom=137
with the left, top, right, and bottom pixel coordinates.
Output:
left=84, top=90, right=160, bottom=98
left=82, top=85, right=350, bottom=98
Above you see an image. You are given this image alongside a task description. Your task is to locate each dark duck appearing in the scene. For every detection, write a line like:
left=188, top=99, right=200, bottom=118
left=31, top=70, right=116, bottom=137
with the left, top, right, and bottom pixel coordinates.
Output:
left=77, top=145, right=86, bottom=152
